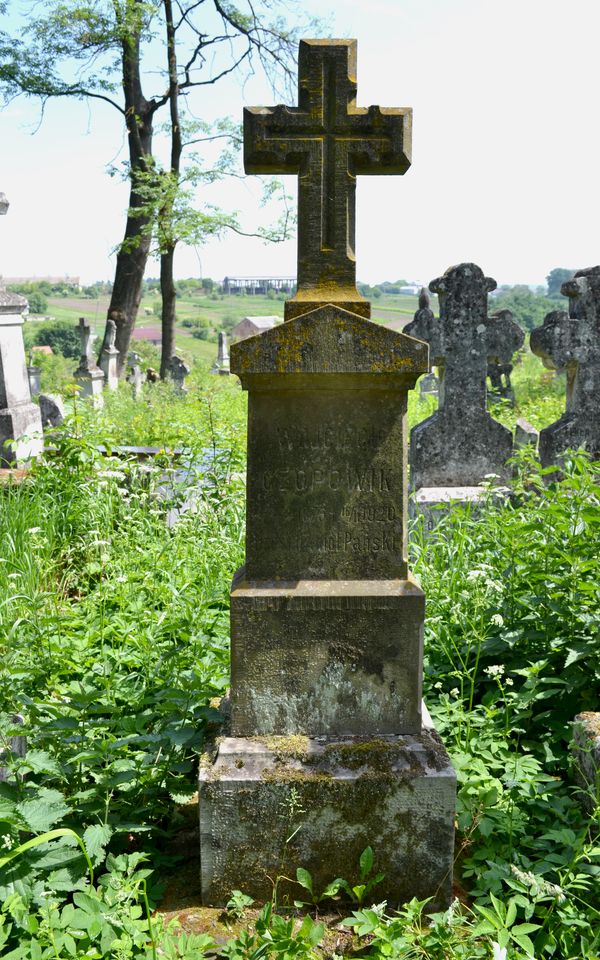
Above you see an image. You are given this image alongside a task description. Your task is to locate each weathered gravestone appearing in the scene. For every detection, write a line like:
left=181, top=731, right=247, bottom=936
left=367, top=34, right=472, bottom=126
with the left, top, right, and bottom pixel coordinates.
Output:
left=0, top=714, right=26, bottom=784
left=211, top=331, right=230, bottom=375
left=0, top=197, right=43, bottom=465
left=199, top=38, right=455, bottom=910
left=404, top=264, right=523, bottom=527
left=127, top=352, right=144, bottom=398
left=100, top=318, right=119, bottom=391
left=39, top=393, right=65, bottom=429
left=27, top=353, right=41, bottom=398
left=487, top=309, right=519, bottom=405
left=168, top=355, right=190, bottom=392
left=530, top=266, right=600, bottom=467
left=74, top=318, right=104, bottom=408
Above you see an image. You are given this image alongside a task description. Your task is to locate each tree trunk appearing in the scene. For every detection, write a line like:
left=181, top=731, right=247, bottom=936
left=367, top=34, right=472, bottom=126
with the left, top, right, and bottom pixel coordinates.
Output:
left=159, top=246, right=177, bottom=379
left=159, top=0, right=182, bottom=380
left=100, top=0, right=156, bottom=375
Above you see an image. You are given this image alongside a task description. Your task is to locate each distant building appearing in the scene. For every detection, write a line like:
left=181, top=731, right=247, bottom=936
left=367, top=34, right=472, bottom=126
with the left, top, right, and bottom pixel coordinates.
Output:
left=231, top=316, right=280, bottom=341
left=132, top=326, right=162, bottom=346
left=223, top=276, right=296, bottom=296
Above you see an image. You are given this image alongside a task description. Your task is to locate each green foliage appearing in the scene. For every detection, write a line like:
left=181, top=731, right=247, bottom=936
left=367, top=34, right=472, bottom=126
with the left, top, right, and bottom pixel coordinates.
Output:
left=27, top=291, right=49, bottom=314
left=25, top=318, right=81, bottom=359
left=547, top=268, right=576, bottom=298
left=491, top=285, right=555, bottom=332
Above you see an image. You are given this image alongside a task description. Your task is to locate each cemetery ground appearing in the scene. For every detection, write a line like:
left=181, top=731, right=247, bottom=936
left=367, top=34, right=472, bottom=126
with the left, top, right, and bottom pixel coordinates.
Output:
left=0, top=363, right=599, bottom=959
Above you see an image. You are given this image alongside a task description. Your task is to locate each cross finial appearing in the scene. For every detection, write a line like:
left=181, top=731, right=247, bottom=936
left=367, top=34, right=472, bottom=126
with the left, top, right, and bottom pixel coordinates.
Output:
left=244, top=40, right=412, bottom=320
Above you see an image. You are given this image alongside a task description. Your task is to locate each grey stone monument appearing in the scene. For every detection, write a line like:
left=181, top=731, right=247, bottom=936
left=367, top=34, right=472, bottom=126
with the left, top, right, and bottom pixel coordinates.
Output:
left=211, top=331, right=230, bottom=375
left=405, top=264, right=523, bottom=527
left=199, top=38, right=455, bottom=910
left=100, top=318, right=119, bottom=391
left=39, top=393, right=65, bottom=429
left=74, top=318, right=104, bottom=408
left=514, top=418, right=539, bottom=450
left=168, top=355, right=190, bottom=392
left=126, top=352, right=143, bottom=398
left=530, top=266, right=600, bottom=467
left=0, top=196, right=44, bottom=465
left=27, top=353, right=41, bottom=398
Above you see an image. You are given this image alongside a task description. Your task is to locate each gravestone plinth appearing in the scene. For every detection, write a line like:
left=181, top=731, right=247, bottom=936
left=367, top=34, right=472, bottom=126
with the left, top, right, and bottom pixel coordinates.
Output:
left=0, top=290, right=43, bottom=465
left=199, top=304, right=456, bottom=907
left=406, top=266, right=523, bottom=530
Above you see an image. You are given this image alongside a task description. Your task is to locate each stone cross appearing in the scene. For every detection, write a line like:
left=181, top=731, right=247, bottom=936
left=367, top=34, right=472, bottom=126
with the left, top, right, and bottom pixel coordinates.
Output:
left=530, top=265, right=600, bottom=465
left=100, top=318, right=119, bottom=391
left=74, top=318, right=104, bottom=408
left=168, top=355, right=190, bottom=392
left=244, top=39, right=412, bottom=320
left=405, top=263, right=524, bottom=489
left=200, top=40, right=455, bottom=912
left=0, top=194, right=43, bottom=464
left=126, top=352, right=143, bottom=398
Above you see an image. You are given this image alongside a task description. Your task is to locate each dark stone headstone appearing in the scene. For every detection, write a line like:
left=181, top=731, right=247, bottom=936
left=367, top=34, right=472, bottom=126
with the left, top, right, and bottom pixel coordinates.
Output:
left=530, top=266, right=600, bottom=466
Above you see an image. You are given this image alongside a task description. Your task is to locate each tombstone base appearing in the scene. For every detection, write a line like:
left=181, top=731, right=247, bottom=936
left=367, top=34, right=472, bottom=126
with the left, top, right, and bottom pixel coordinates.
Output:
left=284, top=297, right=370, bottom=321
left=0, top=402, right=43, bottom=465
left=199, top=706, right=455, bottom=910
left=410, top=485, right=510, bottom=534
left=76, top=372, right=105, bottom=409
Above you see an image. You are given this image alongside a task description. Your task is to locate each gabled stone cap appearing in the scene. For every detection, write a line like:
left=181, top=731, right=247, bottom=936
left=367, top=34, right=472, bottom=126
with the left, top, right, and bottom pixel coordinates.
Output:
left=0, top=287, right=28, bottom=314
left=231, top=303, right=428, bottom=380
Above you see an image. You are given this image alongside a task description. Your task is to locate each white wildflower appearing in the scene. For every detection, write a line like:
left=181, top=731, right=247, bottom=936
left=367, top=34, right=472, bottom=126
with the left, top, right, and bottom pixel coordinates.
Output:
left=467, top=569, right=487, bottom=580
left=1, top=834, right=12, bottom=850
left=450, top=687, right=460, bottom=698
left=434, top=681, right=443, bottom=690
left=485, top=664, right=505, bottom=677
left=491, top=944, right=507, bottom=960
left=115, top=576, right=127, bottom=583
left=27, top=527, right=42, bottom=534
left=491, top=613, right=504, bottom=627
left=505, top=677, right=514, bottom=687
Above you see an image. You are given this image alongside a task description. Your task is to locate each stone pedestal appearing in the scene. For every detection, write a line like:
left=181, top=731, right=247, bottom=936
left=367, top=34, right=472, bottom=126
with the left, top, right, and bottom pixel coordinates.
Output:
left=200, top=707, right=455, bottom=910
left=0, top=293, right=43, bottom=465
left=199, top=304, right=455, bottom=907
left=76, top=366, right=104, bottom=408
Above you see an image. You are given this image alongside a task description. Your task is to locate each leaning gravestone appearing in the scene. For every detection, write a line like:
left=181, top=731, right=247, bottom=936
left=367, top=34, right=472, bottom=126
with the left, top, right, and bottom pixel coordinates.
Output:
left=0, top=196, right=43, bottom=465
left=100, top=318, right=119, bottom=390
left=404, top=264, right=524, bottom=528
left=74, top=318, right=104, bottom=408
left=199, top=38, right=455, bottom=909
left=530, top=266, right=600, bottom=466
left=39, top=393, right=65, bottom=429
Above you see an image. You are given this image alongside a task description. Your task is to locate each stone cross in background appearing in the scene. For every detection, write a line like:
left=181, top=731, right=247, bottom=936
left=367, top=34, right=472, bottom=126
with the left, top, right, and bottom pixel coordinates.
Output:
left=487, top=308, right=522, bottom=405
left=126, top=352, right=143, bottom=399
left=27, top=351, right=41, bottom=398
left=245, top=39, right=412, bottom=320
left=200, top=39, right=455, bottom=911
left=211, top=331, right=230, bottom=375
left=530, top=266, right=600, bottom=466
left=74, top=317, right=104, bottom=408
left=405, top=263, right=524, bottom=490
left=168, top=355, right=190, bottom=392
left=100, top=318, right=119, bottom=391
left=0, top=194, right=43, bottom=465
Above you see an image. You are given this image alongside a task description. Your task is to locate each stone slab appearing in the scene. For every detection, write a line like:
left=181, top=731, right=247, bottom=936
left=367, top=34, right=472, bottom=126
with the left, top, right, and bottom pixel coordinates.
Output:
left=230, top=569, right=424, bottom=737
left=0, top=403, right=44, bottom=466
left=410, top=485, right=509, bottom=533
left=199, top=706, right=455, bottom=909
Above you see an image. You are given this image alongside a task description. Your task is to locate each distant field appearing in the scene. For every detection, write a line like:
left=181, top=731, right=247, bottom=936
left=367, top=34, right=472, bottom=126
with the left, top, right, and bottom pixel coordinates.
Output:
left=45, top=290, right=428, bottom=364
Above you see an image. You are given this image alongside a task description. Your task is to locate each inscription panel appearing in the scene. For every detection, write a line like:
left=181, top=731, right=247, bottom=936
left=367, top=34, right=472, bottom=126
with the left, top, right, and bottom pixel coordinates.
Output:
left=245, top=389, right=407, bottom=579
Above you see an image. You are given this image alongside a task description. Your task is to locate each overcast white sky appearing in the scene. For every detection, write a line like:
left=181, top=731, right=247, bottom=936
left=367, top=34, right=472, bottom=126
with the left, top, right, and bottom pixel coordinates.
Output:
left=1, top=0, right=599, bottom=288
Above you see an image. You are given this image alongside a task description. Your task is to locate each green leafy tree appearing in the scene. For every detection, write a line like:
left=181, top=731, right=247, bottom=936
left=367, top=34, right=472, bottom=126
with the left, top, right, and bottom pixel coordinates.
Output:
left=491, top=285, right=555, bottom=333
left=26, top=319, right=81, bottom=358
left=546, top=267, right=575, bottom=298
left=26, top=290, right=48, bottom=314
left=0, top=0, right=317, bottom=374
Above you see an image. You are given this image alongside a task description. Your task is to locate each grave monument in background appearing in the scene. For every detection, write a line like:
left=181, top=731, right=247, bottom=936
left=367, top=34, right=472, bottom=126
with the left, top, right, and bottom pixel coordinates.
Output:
left=405, top=264, right=524, bottom=528
left=530, top=266, right=600, bottom=467
left=74, top=318, right=104, bottom=408
left=199, top=39, right=456, bottom=908
left=0, top=193, right=43, bottom=465
left=100, top=319, right=119, bottom=390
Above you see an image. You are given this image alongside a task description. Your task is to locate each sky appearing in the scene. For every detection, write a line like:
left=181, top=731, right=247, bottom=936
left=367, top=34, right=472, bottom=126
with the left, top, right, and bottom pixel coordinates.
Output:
left=1, top=0, right=600, bottom=289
